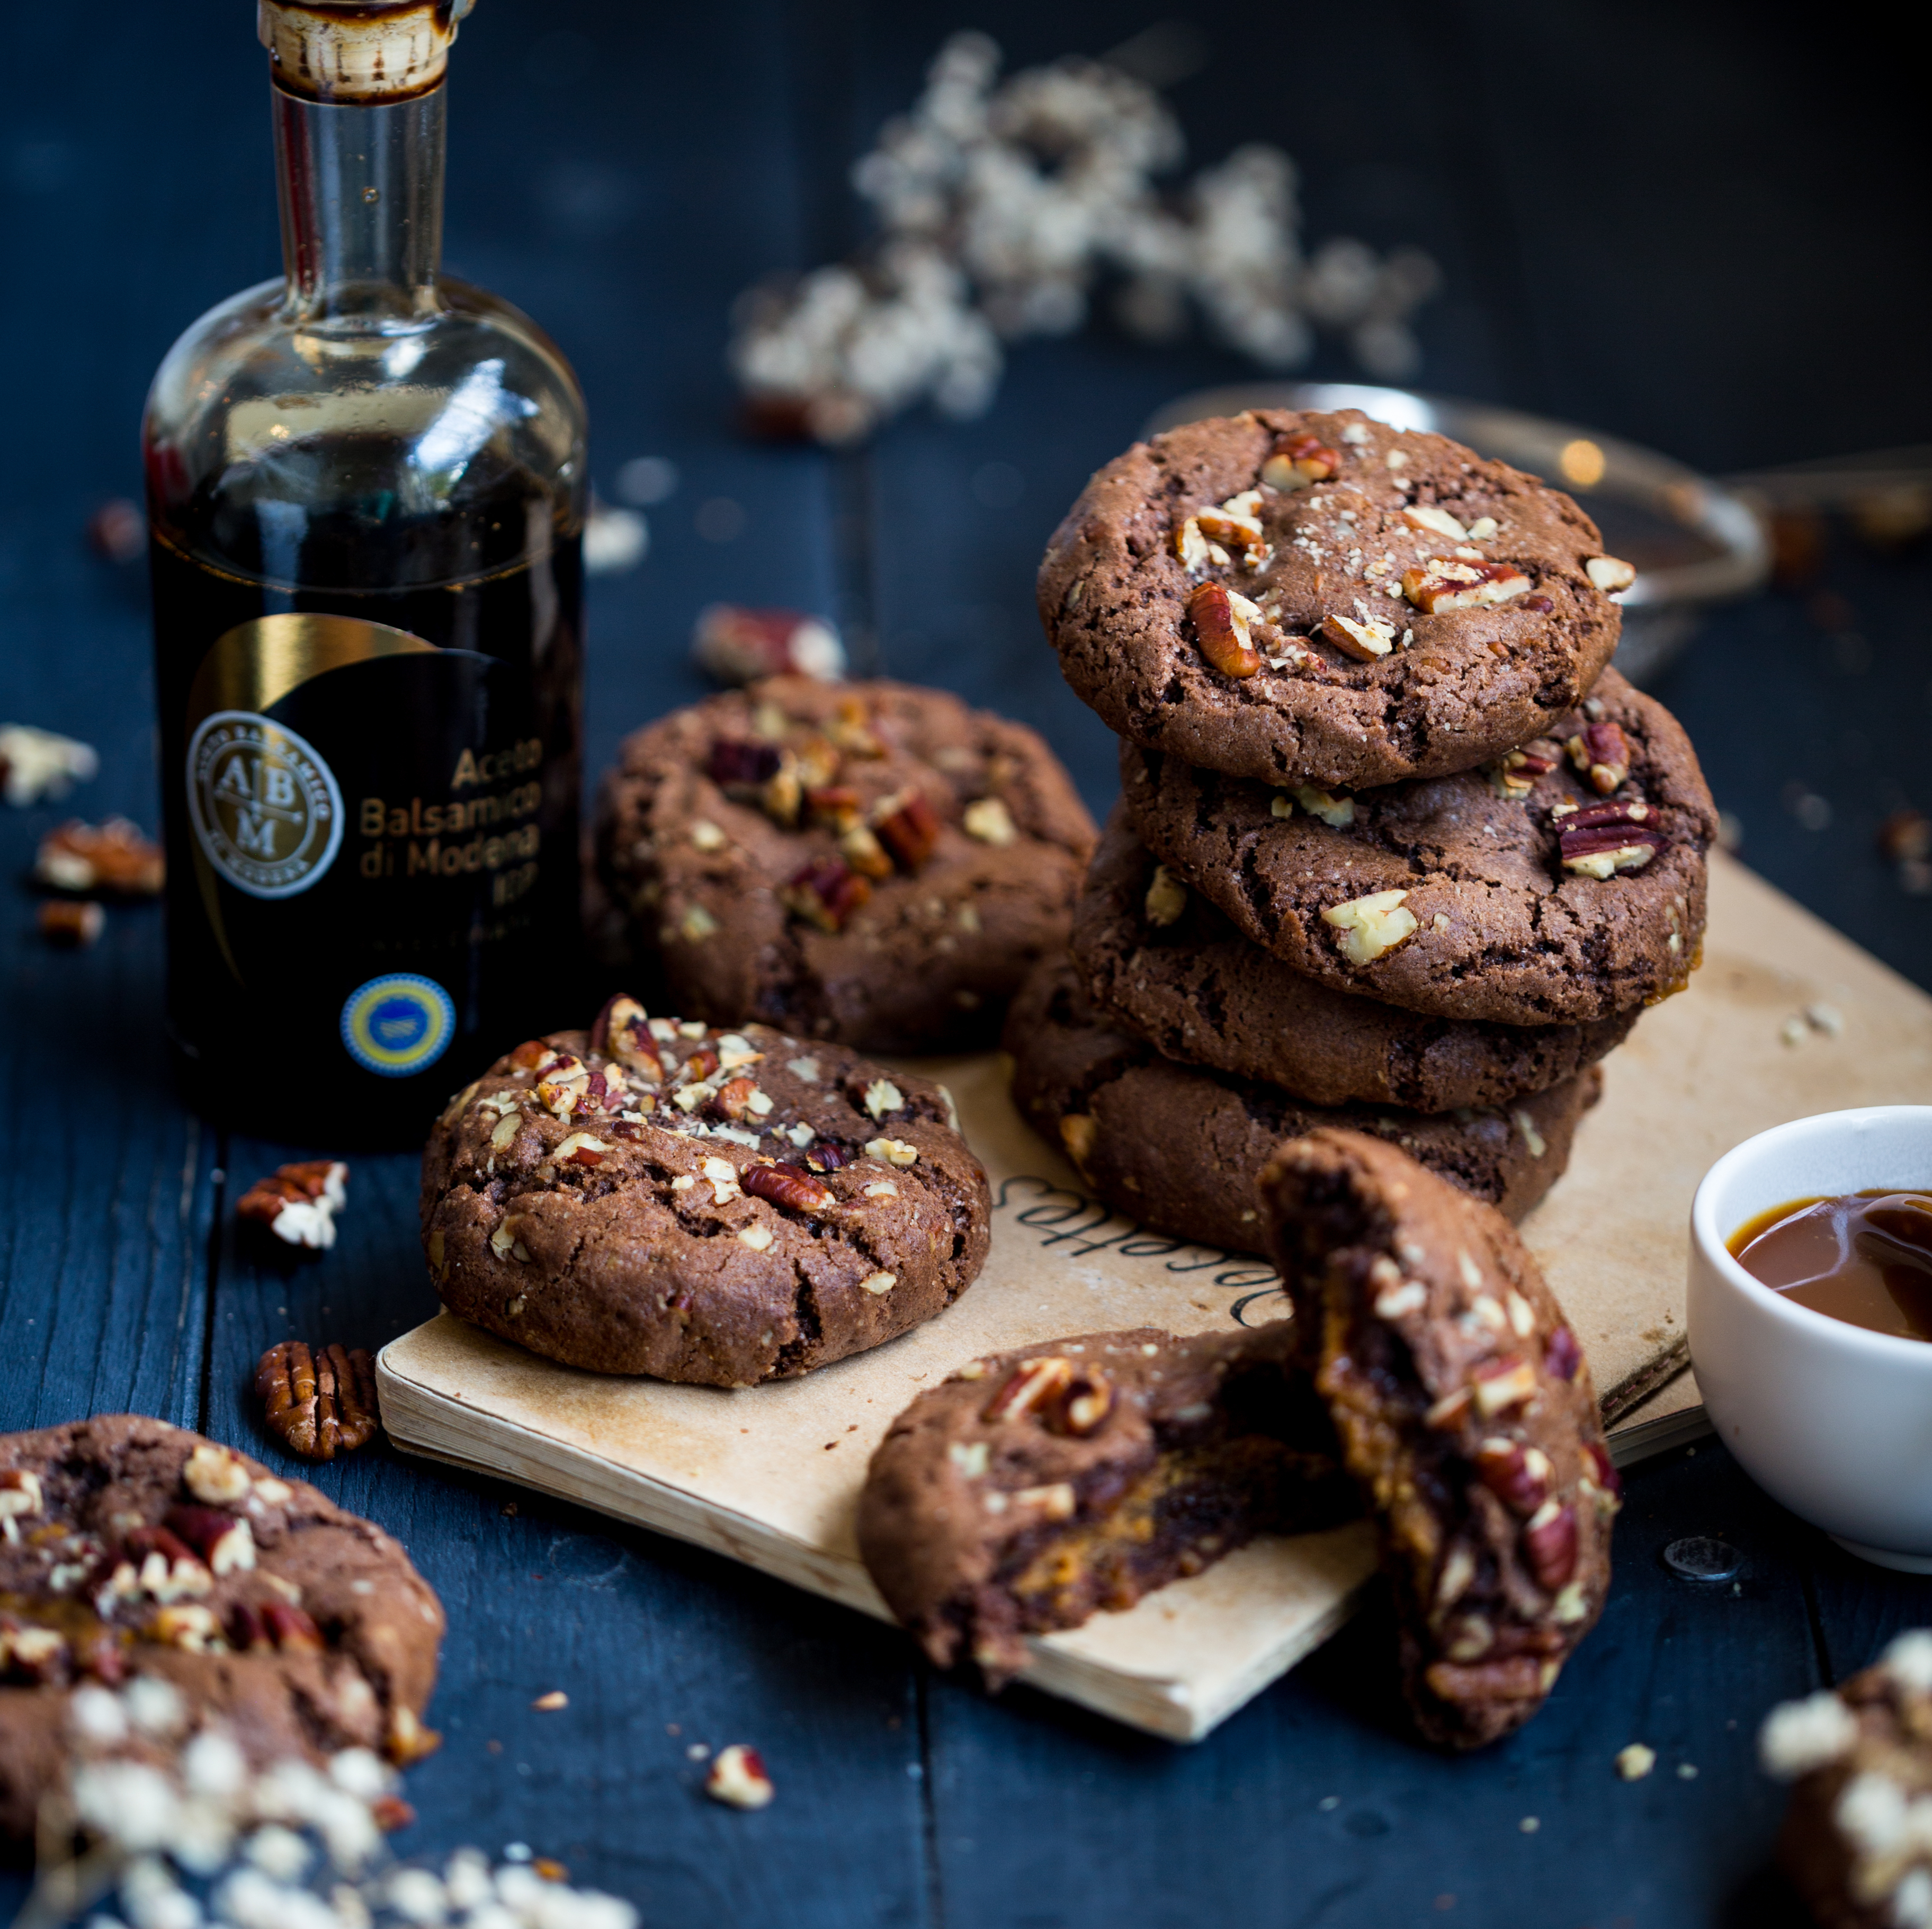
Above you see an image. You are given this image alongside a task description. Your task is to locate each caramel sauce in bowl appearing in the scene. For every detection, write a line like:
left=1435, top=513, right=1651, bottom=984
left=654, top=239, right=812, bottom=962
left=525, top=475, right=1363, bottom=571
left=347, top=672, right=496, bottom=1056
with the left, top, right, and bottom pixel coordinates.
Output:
left=1687, top=1108, right=1932, bottom=1572
left=1729, top=1191, right=1932, bottom=1341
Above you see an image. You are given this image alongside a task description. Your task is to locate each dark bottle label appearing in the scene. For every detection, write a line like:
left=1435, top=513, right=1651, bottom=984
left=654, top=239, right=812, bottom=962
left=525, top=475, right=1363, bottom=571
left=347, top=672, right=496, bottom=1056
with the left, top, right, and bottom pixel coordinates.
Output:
left=154, top=545, right=584, bottom=1139
left=182, top=609, right=544, bottom=1086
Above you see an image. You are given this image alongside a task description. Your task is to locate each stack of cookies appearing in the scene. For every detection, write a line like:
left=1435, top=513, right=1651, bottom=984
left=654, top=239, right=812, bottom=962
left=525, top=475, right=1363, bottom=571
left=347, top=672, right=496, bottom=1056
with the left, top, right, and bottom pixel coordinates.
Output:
left=1014, top=406, right=1720, bottom=1252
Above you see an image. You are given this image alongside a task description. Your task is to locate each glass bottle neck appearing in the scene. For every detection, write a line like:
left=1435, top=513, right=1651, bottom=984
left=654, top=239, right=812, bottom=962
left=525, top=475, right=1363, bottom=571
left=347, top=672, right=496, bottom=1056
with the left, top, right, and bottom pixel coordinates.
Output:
left=273, top=82, right=445, bottom=329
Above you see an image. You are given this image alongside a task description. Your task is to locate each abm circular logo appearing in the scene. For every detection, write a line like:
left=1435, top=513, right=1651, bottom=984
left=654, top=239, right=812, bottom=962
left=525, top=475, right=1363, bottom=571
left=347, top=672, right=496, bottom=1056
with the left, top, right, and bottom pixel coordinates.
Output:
left=186, top=710, right=343, bottom=899
left=341, top=974, right=456, bottom=1078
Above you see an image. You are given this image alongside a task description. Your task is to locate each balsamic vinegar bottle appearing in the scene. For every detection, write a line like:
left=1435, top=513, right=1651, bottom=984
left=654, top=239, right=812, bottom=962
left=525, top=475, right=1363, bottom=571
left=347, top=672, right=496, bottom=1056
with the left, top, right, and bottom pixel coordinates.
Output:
left=144, top=0, right=586, bottom=1141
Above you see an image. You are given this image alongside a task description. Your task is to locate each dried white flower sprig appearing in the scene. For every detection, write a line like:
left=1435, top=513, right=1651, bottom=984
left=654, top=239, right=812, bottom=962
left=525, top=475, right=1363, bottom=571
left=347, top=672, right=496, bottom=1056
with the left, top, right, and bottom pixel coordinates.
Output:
left=18, top=1677, right=636, bottom=1929
left=730, top=32, right=1438, bottom=444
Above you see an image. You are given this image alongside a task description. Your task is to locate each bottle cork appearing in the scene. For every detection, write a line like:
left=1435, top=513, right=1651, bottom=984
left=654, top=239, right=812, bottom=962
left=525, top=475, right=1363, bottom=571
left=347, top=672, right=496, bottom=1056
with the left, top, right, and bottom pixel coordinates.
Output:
left=257, top=1, right=477, bottom=104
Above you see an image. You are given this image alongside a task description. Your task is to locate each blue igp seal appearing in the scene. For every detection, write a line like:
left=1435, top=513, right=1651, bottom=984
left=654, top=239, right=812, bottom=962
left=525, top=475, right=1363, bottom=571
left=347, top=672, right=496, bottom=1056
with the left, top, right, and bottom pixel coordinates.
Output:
left=340, top=974, right=456, bottom=1078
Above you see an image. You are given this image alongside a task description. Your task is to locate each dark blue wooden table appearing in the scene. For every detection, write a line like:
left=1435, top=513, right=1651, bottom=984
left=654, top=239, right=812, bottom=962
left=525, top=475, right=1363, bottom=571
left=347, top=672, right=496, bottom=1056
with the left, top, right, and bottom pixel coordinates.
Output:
left=5, top=4, right=1931, bottom=1923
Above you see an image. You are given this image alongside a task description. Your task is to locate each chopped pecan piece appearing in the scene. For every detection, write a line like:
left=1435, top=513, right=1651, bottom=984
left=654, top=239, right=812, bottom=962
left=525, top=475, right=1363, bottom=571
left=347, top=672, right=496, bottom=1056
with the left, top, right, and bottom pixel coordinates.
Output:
left=1472, top=1355, right=1537, bottom=1417
left=0, top=1625, right=69, bottom=1684
left=1056, top=1367, right=1113, bottom=1437
left=1261, top=432, right=1339, bottom=490
left=838, top=823, right=893, bottom=879
left=35, top=818, right=164, bottom=896
left=0, top=1469, right=45, bottom=1519
left=164, top=1505, right=256, bottom=1575
left=254, top=1340, right=379, bottom=1463
left=1187, top=581, right=1261, bottom=679
left=236, top=1160, right=347, bottom=1251
left=782, top=856, right=871, bottom=933
left=962, top=796, right=1015, bottom=846
left=1522, top=1501, right=1579, bottom=1591
left=1196, top=490, right=1266, bottom=567
left=873, top=790, right=942, bottom=871
left=1172, top=516, right=1215, bottom=571
left=982, top=1356, right=1076, bottom=1423
left=124, top=1525, right=211, bottom=1601
left=1474, top=1440, right=1553, bottom=1518
left=1319, top=612, right=1396, bottom=661
left=1143, top=863, right=1187, bottom=927
left=1584, top=556, right=1636, bottom=593
left=712, top=1076, right=761, bottom=1122
left=263, top=1601, right=326, bottom=1653
left=591, top=995, right=664, bottom=1083
left=1401, top=558, right=1532, bottom=612
left=535, top=1054, right=591, bottom=1118
left=1489, top=738, right=1566, bottom=798
left=1321, top=889, right=1418, bottom=965
left=37, top=899, right=103, bottom=947
left=743, top=1162, right=836, bottom=1214
left=1566, top=721, right=1631, bottom=794
left=705, top=1743, right=774, bottom=1810
left=1400, top=504, right=1468, bottom=542
left=804, top=784, right=863, bottom=830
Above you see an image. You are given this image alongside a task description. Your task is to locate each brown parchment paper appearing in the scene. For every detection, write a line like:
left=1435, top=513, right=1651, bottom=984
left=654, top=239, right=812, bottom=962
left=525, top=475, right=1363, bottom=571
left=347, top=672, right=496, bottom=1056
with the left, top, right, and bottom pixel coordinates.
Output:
left=378, top=852, right=1932, bottom=1739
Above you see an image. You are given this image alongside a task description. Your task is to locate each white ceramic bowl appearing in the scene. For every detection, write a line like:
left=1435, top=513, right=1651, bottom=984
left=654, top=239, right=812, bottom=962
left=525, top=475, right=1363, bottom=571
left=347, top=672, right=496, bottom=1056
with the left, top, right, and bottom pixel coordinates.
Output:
left=1688, top=1105, right=1932, bottom=1571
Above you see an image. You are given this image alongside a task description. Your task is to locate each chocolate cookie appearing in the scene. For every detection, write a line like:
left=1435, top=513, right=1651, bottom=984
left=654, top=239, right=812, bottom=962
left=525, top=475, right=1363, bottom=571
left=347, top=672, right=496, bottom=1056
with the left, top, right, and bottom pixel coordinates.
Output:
left=1121, top=667, right=1715, bottom=1026
left=1258, top=1131, right=1618, bottom=1749
left=1761, top=1631, right=1932, bottom=1928
left=857, top=1323, right=1356, bottom=1684
left=422, top=997, right=992, bottom=1385
left=594, top=677, right=1097, bottom=1052
left=1006, top=961, right=1599, bottom=1254
left=0, top=1415, right=444, bottom=1843
left=1037, top=407, right=1630, bottom=791
left=1073, top=807, right=1636, bottom=1110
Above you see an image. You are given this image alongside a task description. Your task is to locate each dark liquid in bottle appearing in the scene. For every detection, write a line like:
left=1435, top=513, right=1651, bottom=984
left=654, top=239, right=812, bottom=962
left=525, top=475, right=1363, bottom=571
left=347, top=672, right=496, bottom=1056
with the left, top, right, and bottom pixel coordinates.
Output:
left=149, top=430, right=584, bottom=1145
left=1729, top=1189, right=1932, bottom=1341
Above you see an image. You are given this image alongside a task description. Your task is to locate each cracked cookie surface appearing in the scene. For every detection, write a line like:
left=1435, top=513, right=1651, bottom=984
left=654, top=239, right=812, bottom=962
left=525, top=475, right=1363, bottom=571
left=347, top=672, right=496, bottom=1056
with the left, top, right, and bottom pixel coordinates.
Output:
left=858, top=1321, right=1357, bottom=1685
left=1037, top=407, right=1627, bottom=790
left=421, top=1000, right=992, bottom=1385
left=0, top=1414, right=443, bottom=1843
left=1006, top=961, right=1599, bottom=1255
left=1259, top=1130, right=1617, bottom=1749
left=1073, top=807, right=1636, bottom=1109
left=593, top=676, right=1096, bottom=1053
left=1120, top=668, right=1715, bottom=1026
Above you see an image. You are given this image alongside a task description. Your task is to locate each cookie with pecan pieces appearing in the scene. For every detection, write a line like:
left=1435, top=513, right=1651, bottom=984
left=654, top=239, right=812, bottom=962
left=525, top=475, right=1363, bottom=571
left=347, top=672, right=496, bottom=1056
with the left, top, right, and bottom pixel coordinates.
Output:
left=593, top=676, right=1096, bottom=1052
left=1072, top=807, right=1636, bottom=1110
left=1762, top=1630, right=1932, bottom=1929
left=1121, top=667, right=1716, bottom=1026
left=1038, top=407, right=1632, bottom=790
left=0, top=1414, right=444, bottom=1843
left=1258, top=1130, right=1618, bottom=1750
left=857, top=1322, right=1357, bottom=1685
left=1006, top=960, right=1600, bottom=1255
left=421, top=997, right=992, bottom=1384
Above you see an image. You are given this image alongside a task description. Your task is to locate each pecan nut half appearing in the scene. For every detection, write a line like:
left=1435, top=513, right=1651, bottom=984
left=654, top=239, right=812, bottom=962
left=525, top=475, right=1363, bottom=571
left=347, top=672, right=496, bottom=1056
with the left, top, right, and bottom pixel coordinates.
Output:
left=254, top=1340, right=379, bottom=1462
left=1261, top=432, right=1339, bottom=490
left=743, top=1162, right=836, bottom=1215
left=1188, top=581, right=1261, bottom=679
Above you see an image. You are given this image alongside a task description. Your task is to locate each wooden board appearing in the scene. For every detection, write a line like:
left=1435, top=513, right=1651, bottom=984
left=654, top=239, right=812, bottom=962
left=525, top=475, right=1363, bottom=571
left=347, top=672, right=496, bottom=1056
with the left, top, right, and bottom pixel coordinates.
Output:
left=377, top=851, right=1932, bottom=1740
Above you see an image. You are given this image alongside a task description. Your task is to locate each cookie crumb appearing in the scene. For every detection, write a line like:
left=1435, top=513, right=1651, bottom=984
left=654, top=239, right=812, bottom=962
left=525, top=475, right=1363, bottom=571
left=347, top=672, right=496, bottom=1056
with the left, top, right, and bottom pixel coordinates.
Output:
left=1615, top=1743, right=1656, bottom=1781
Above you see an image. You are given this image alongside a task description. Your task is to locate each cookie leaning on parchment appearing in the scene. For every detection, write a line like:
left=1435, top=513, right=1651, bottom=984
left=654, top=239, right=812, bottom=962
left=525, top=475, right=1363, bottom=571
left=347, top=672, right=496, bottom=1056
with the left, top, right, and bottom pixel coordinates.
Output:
left=0, top=1415, right=443, bottom=1844
left=1259, top=1130, right=1618, bottom=1749
left=422, top=996, right=992, bottom=1386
